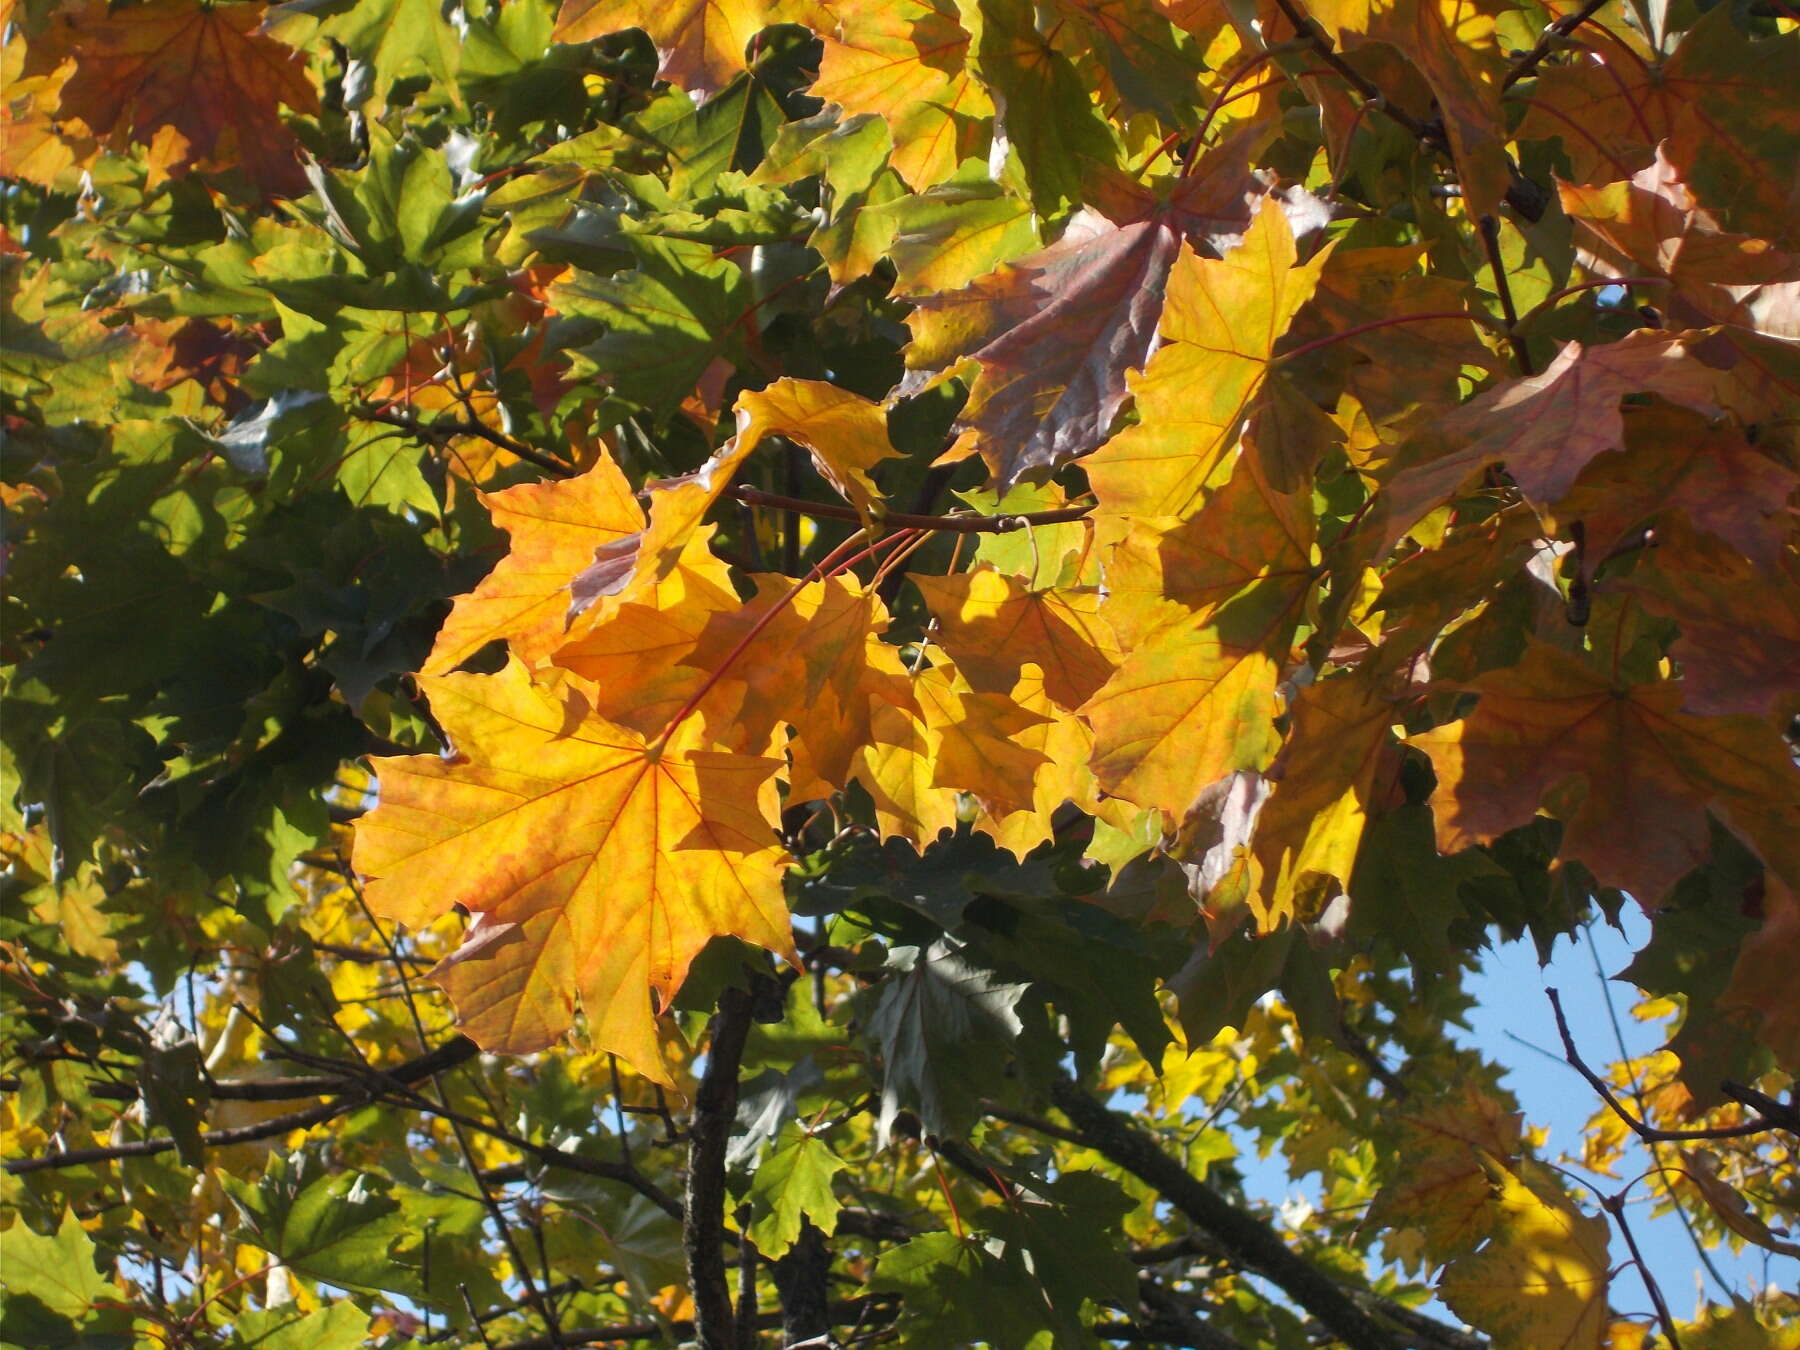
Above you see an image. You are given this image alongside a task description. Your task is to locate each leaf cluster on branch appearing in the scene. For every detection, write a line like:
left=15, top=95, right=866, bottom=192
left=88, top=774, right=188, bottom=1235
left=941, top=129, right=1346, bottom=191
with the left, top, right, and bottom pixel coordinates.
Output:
left=2, top=0, right=1797, bottom=1346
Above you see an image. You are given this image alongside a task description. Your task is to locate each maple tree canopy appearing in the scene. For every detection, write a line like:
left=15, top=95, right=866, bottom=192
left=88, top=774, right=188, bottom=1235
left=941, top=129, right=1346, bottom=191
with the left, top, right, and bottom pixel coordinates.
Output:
left=2, top=0, right=1797, bottom=1347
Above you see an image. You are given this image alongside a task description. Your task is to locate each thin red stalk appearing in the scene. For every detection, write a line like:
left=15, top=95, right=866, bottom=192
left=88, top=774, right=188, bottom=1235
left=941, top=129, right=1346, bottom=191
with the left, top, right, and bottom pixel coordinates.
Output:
left=653, top=530, right=913, bottom=749
left=1189, top=49, right=1280, bottom=167
left=1276, top=310, right=1506, bottom=366
left=929, top=1147, right=967, bottom=1239
left=1131, top=129, right=1186, bottom=176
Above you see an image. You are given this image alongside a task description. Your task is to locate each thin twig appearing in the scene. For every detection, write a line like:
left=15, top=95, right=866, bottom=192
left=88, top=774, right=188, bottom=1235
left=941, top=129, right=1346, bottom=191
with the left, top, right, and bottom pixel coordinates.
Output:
left=729, top=485, right=1093, bottom=534
left=1502, top=0, right=1614, bottom=90
left=1600, top=1189, right=1682, bottom=1350
left=1478, top=216, right=1535, bottom=375
left=1546, top=990, right=1783, bottom=1142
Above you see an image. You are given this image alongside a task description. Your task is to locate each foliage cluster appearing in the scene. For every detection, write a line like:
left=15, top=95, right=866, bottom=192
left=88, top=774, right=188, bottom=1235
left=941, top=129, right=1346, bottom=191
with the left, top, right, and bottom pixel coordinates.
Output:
left=2, top=0, right=1798, bottom=1346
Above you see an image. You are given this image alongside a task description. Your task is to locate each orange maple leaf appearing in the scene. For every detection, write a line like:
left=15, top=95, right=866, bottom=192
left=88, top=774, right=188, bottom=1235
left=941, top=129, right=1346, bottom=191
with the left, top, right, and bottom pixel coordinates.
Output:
left=25, top=0, right=317, bottom=196
left=354, top=659, right=794, bottom=1083
left=423, top=452, right=645, bottom=677
left=812, top=0, right=990, bottom=190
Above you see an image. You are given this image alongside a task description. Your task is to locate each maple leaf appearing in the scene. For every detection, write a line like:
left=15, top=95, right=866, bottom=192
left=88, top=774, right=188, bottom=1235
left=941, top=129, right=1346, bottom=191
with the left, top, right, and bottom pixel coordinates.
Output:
left=911, top=567, right=1120, bottom=711
left=811, top=0, right=991, bottom=191
left=353, top=658, right=794, bottom=1082
left=856, top=698, right=964, bottom=848
left=1550, top=405, right=1798, bottom=582
left=1517, top=12, right=1800, bottom=246
left=1083, top=451, right=1315, bottom=820
left=1371, top=332, right=1732, bottom=553
left=911, top=662, right=1048, bottom=814
left=1083, top=197, right=1330, bottom=518
left=1437, top=1163, right=1611, bottom=1350
left=974, top=664, right=1099, bottom=859
left=552, top=532, right=744, bottom=736
left=556, top=0, right=817, bottom=98
left=1247, top=664, right=1396, bottom=930
left=1560, top=148, right=1800, bottom=341
left=1411, top=639, right=1800, bottom=907
left=734, top=379, right=901, bottom=530
left=0, top=55, right=95, bottom=188
left=22, top=0, right=317, bottom=196
left=423, top=452, right=645, bottom=677
left=688, top=572, right=906, bottom=784
left=1365, top=1083, right=1525, bottom=1264
left=567, top=429, right=765, bottom=619
left=1616, top=525, right=1800, bottom=721
left=904, top=133, right=1275, bottom=489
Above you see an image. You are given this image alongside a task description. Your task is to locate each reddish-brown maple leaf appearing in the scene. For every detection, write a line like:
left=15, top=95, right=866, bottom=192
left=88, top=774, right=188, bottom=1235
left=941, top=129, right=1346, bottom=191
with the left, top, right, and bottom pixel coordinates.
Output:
left=903, top=130, right=1280, bottom=488
left=1517, top=12, right=1800, bottom=246
left=1560, top=148, right=1800, bottom=342
left=26, top=0, right=317, bottom=196
left=1372, top=332, right=1731, bottom=552
left=1412, top=640, right=1800, bottom=907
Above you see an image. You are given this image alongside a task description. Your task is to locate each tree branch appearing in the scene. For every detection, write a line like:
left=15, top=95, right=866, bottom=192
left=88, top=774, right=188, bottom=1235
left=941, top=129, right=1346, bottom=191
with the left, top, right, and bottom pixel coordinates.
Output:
left=729, top=484, right=1093, bottom=535
left=1266, top=0, right=1548, bottom=221
left=1547, top=990, right=1788, bottom=1141
left=1501, top=0, right=1613, bottom=90
left=4, top=1037, right=478, bottom=1175
left=1047, top=1076, right=1399, bottom=1350
left=687, top=987, right=756, bottom=1350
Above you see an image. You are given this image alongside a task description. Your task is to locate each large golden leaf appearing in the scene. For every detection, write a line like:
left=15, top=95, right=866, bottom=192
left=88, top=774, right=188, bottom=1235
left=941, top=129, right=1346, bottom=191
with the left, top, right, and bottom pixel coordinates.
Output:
left=1084, top=199, right=1329, bottom=519
left=1412, top=640, right=1800, bottom=907
left=912, top=567, right=1120, bottom=711
left=1083, top=453, right=1315, bottom=819
left=1248, top=664, right=1396, bottom=930
left=735, top=378, right=901, bottom=530
left=353, top=659, right=793, bottom=1083
left=1437, top=1164, right=1611, bottom=1350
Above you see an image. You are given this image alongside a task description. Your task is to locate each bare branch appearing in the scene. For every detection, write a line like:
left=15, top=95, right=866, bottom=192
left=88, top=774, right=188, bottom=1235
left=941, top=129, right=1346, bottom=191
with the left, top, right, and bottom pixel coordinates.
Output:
left=1547, top=990, right=1787, bottom=1141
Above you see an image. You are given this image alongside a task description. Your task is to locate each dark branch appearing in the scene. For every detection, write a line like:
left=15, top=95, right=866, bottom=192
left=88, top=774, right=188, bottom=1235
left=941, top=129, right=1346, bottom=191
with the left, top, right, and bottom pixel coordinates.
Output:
left=1502, top=0, right=1613, bottom=90
left=1266, top=0, right=1548, bottom=221
left=686, top=987, right=756, bottom=1350
left=1547, top=990, right=1789, bottom=1141
left=4, top=1037, right=478, bottom=1175
left=730, top=484, right=1093, bottom=535
left=1047, top=1075, right=1399, bottom=1350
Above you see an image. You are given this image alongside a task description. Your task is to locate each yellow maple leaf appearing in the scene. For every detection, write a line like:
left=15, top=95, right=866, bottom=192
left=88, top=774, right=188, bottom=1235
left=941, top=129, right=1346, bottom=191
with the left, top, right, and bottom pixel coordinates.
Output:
left=1437, top=1162, right=1612, bottom=1350
left=735, top=378, right=901, bottom=531
left=855, top=696, right=963, bottom=848
left=1248, top=665, right=1396, bottom=930
left=1085, top=198, right=1330, bottom=520
left=812, top=0, right=991, bottom=190
left=974, top=664, right=1099, bottom=859
left=1365, top=1083, right=1526, bottom=1264
left=913, top=567, right=1121, bottom=711
left=553, top=530, right=743, bottom=737
left=1083, top=452, right=1316, bottom=820
left=423, top=451, right=644, bottom=676
left=353, top=658, right=794, bottom=1084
